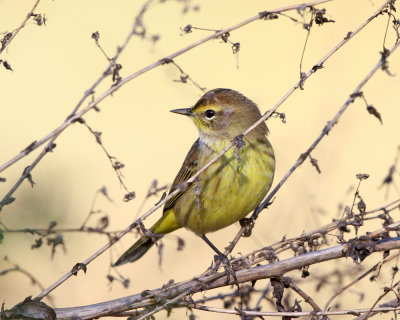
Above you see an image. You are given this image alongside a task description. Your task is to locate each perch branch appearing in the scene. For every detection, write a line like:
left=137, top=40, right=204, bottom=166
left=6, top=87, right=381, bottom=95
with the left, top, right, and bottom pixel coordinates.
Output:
left=53, top=237, right=400, bottom=319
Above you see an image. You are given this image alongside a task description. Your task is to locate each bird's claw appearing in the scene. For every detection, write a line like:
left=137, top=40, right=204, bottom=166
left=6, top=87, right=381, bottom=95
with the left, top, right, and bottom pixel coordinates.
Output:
left=214, top=254, right=239, bottom=287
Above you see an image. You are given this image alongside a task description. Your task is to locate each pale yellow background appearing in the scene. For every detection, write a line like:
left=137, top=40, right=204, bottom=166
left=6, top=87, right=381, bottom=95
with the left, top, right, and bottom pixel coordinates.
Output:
left=1, top=0, right=400, bottom=319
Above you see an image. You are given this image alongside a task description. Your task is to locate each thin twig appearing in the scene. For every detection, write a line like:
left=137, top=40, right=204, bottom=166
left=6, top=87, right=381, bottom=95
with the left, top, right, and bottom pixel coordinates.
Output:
left=0, top=265, right=54, bottom=306
left=287, top=279, right=324, bottom=313
left=299, top=9, right=314, bottom=79
left=382, top=2, right=393, bottom=50
left=323, top=251, right=400, bottom=311
left=0, top=0, right=42, bottom=56
left=136, top=288, right=193, bottom=320
left=354, top=297, right=400, bottom=320
left=364, top=279, right=400, bottom=319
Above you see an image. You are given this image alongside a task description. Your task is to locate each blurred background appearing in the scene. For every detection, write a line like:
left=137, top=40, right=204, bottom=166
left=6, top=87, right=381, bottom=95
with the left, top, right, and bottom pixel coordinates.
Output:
left=1, top=0, right=399, bottom=319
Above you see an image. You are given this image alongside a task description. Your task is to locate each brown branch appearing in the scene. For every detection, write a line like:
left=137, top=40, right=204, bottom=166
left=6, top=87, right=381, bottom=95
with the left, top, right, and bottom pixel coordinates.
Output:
left=52, top=237, right=400, bottom=319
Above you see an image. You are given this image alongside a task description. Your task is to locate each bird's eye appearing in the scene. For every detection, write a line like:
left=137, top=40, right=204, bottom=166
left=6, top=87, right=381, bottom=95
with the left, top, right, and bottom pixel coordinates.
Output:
left=205, top=109, right=216, bottom=119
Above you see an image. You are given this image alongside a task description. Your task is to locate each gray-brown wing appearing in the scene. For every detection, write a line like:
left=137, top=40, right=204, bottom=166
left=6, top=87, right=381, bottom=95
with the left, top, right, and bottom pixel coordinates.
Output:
left=163, top=138, right=200, bottom=213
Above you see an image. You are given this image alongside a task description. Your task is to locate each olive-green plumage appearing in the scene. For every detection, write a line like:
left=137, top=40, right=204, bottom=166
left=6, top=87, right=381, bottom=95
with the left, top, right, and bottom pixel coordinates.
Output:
left=114, top=88, right=275, bottom=266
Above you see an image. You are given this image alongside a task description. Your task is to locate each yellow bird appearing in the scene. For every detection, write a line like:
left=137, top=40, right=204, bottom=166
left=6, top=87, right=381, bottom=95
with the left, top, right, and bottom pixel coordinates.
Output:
left=114, top=88, right=275, bottom=266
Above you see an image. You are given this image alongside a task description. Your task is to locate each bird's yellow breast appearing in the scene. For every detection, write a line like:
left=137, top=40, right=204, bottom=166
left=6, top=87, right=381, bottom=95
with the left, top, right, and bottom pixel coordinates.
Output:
left=173, top=137, right=275, bottom=235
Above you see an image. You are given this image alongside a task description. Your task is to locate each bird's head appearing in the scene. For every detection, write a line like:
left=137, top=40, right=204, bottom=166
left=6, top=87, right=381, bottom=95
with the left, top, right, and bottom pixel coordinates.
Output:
left=171, top=88, right=267, bottom=142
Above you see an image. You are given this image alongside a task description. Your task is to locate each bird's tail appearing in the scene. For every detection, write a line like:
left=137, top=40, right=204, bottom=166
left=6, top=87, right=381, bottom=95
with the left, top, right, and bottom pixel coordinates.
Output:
left=113, top=209, right=181, bottom=266
left=113, top=236, right=156, bottom=266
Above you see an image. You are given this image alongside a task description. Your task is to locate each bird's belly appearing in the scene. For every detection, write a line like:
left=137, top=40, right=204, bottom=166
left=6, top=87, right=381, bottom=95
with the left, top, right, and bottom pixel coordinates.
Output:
left=174, top=142, right=275, bottom=235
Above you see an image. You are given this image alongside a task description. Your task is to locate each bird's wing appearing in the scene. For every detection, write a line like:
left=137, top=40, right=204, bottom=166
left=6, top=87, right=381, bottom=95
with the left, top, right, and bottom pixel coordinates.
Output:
left=163, top=138, right=201, bottom=213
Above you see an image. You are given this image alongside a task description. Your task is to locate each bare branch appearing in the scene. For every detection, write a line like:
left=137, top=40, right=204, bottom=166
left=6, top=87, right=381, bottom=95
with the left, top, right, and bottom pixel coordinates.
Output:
left=52, top=237, right=400, bottom=319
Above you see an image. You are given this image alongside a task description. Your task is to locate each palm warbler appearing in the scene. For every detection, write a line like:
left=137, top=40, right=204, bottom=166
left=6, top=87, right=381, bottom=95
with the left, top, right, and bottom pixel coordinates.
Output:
left=114, top=88, right=275, bottom=266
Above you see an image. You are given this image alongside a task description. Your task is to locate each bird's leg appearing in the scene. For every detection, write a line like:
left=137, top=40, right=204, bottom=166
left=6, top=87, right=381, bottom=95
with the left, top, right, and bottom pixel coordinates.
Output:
left=201, top=234, right=239, bottom=287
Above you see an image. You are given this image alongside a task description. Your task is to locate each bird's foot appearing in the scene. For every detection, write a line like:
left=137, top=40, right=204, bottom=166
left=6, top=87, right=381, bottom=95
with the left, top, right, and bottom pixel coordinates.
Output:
left=214, top=253, right=239, bottom=287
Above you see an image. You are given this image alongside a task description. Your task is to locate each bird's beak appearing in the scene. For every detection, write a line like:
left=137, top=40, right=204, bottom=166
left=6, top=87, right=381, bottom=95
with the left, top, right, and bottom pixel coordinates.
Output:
left=170, top=108, right=193, bottom=116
